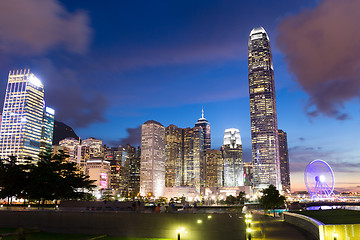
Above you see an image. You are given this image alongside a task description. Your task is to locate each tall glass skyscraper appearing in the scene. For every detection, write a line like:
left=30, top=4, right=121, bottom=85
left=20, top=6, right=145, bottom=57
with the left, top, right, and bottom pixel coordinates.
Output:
left=0, top=69, right=54, bottom=163
left=278, top=129, right=290, bottom=193
left=248, top=27, right=281, bottom=190
left=195, top=108, right=211, bottom=150
left=222, top=128, right=244, bottom=187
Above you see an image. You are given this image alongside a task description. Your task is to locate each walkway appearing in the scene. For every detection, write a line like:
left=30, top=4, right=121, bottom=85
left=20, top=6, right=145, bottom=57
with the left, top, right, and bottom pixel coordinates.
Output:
left=247, top=213, right=316, bottom=240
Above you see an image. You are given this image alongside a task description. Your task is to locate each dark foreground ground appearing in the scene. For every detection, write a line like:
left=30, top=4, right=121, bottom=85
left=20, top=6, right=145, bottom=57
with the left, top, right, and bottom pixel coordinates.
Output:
left=0, top=210, right=316, bottom=240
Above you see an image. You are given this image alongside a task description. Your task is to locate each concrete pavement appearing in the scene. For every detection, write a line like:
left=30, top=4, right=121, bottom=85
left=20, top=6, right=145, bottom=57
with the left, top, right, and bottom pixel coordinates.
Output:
left=246, top=213, right=316, bottom=240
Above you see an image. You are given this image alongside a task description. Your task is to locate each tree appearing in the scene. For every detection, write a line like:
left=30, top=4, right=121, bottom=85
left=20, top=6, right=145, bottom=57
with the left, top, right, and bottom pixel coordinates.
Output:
left=237, top=191, right=246, bottom=205
left=26, top=151, right=95, bottom=204
left=258, top=185, right=286, bottom=216
left=0, top=156, right=31, bottom=204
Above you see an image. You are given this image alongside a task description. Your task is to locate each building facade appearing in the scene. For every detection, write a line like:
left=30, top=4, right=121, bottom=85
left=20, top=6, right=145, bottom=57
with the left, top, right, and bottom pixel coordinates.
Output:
left=140, top=120, right=166, bottom=197
left=0, top=69, right=54, bottom=163
left=194, top=108, right=211, bottom=150
left=85, top=159, right=111, bottom=190
left=40, top=107, right=55, bottom=154
left=165, top=124, right=183, bottom=187
left=222, top=128, right=244, bottom=187
left=182, top=126, right=205, bottom=193
left=248, top=27, right=281, bottom=190
left=278, top=129, right=291, bottom=193
left=205, top=149, right=223, bottom=188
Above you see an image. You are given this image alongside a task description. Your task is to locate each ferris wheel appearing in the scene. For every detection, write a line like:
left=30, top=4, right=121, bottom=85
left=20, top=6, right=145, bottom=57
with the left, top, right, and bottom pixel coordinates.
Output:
left=304, top=159, right=335, bottom=199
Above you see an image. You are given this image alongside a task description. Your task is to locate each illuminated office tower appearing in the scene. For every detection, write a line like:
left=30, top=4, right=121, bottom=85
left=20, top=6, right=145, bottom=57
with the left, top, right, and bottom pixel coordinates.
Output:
left=195, top=108, right=211, bottom=150
left=140, top=120, right=165, bottom=197
left=82, top=137, right=103, bottom=158
left=222, top=128, right=244, bottom=187
left=85, top=159, right=110, bottom=190
left=129, top=146, right=141, bottom=196
left=0, top=69, right=52, bottom=163
left=205, top=149, right=223, bottom=187
left=278, top=130, right=290, bottom=193
left=182, top=126, right=204, bottom=193
left=59, top=137, right=80, bottom=162
left=248, top=27, right=281, bottom=190
left=165, top=124, right=183, bottom=187
left=40, top=107, right=55, bottom=154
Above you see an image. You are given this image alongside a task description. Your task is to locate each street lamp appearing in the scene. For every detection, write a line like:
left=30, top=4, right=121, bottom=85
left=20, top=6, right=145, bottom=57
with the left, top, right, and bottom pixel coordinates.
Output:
left=176, top=227, right=186, bottom=240
left=246, top=228, right=252, bottom=240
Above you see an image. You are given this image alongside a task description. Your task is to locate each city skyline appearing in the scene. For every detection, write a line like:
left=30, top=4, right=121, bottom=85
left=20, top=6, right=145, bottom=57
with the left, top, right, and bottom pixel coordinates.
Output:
left=0, top=0, right=359, bottom=192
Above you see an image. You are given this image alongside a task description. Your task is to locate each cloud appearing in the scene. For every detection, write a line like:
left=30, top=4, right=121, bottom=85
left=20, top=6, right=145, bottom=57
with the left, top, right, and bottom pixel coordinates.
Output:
left=31, top=59, right=108, bottom=128
left=289, top=145, right=360, bottom=173
left=109, top=126, right=141, bottom=147
left=0, top=0, right=91, bottom=55
left=277, top=0, right=360, bottom=119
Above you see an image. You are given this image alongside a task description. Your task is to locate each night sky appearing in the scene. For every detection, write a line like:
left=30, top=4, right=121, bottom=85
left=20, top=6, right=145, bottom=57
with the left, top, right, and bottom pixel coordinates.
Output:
left=0, top=0, right=359, bottom=192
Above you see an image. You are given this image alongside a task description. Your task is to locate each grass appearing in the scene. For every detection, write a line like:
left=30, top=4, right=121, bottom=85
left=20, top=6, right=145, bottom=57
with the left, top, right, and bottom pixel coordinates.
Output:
left=293, top=209, right=360, bottom=224
left=0, top=229, right=173, bottom=240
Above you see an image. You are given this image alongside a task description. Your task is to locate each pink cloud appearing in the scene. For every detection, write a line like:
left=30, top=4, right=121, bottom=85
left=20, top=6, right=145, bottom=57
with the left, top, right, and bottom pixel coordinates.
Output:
left=277, top=0, right=360, bottom=120
left=0, top=0, right=92, bottom=55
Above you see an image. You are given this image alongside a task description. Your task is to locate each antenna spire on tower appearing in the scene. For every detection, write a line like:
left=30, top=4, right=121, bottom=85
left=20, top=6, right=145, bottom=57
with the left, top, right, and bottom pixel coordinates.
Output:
left=201, top=106, right=204, bottom=119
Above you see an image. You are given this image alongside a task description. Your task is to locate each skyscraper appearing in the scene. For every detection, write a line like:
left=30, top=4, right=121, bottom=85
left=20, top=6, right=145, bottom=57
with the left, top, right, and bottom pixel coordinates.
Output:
left=165, top=124, right=183, bottom=187
left=278, top=130, right=291, bottom=193
left=222, top=128, right=244, bottom=187
left=205, top=149, right=223, bottom=188
left=248, top=27, right=281, bottom=190
left=0, top=69, right=54, bottom=163
left=40, top=107, right=55, bottom=154
left=195, top=108, right=211, bottom=150
left=182, top=126, right=205, bottom=193
left=140, top=120, right=166, bottom=197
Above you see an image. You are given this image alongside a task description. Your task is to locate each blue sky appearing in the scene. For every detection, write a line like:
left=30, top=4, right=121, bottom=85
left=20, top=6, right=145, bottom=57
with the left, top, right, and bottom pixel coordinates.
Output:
left=0, top=0, right=359, bottom=191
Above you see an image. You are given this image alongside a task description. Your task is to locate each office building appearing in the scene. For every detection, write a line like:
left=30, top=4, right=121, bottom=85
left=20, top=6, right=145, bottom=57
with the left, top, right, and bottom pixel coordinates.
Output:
left=182, top=126, right=205, bottom=193
left=40, top=107, right=55, bottom=154
left=59, top=137, right=80, bottom=162
left=85, top=159, right=110, bottom=190
left=205, top=149, right=223, bottom=188
left=222, top=128, right=244, bottom=187
left=195, top=108, right=211, bottom=150
left=0, top=69, right=54, bottom=163
left=82, top=137, right=103, bottom=158
left=165, top=124, right=183, bottom=187
left=140, top=120, right=166, bottom=197
left=128, top=146, right=141, bottom=197
left=248, top=27, right=281, bottom=190
left=278, top=130, right=291, bottom=193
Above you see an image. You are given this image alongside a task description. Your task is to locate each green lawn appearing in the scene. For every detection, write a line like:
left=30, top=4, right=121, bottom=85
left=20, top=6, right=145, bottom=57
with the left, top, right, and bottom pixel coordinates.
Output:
left=0, top=229, right=172, bottom=240
left=294, top=209, right=360, bottom=224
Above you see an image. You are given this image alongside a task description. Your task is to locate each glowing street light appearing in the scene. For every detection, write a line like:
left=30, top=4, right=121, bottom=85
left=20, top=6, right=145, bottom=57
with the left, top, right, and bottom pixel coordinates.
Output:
left=197, top=219, right=202, bottom=224
left=176, top=227, right=186, bottom=240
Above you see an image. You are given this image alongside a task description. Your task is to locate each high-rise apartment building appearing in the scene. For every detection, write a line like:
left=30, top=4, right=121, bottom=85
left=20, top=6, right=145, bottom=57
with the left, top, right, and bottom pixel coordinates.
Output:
left=222, top=128, right=244, bottom=187
left=195, top=108, right=211, bottom=150
left=165, top=124, right=183, bottom=187
left=140, top=120, right=166, bottom=197
left=0, top=69, right=54, bottom=163
left=278, top=130, right=290, bottom=193
left=248, top=27, right=281, bottom=190
left=205, top=149, right=223, bottom=188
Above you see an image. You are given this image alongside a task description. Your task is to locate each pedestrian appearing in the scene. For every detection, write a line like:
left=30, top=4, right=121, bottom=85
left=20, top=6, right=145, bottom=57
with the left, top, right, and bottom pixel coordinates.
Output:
left=155, top=203, right=160, bottom=213
left=160, top=203, right=167, bottom=213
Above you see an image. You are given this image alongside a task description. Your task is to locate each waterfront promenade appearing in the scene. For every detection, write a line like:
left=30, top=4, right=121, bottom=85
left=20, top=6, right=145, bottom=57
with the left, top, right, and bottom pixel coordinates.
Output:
left=249, top=213, right=315, bottom=240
